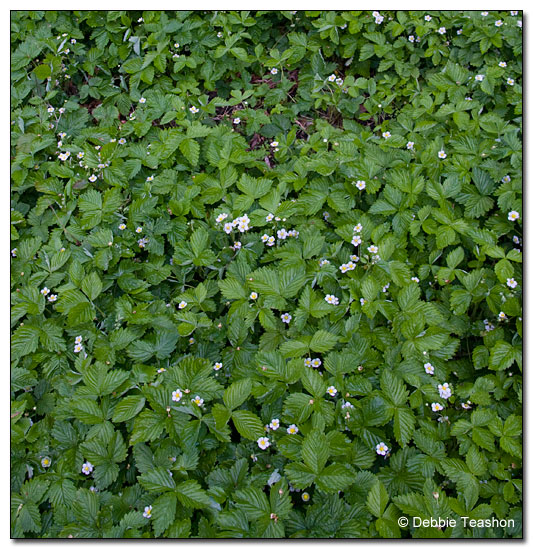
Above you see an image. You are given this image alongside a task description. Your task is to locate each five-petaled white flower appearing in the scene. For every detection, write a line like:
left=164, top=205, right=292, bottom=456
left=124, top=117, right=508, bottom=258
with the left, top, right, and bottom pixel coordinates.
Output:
left=407, top=141, right=415, bottom=150
left=281, top=313, right=292, bottom=324
left=270, top=68, right=278, bottom=75
left=507, top=78, right=515, bottom=86
left=138, top=237, right=148, bottom=248
left=424, top=363, right=434, bottom=375
left=41, top=457, right=51, bottom=468
left=287, top=424, right=299, bottom=435
left=139, top=97, right=146, bottom=104
left=88, top=174, right=97, bottom=182
left=355, top=180, right=366, bottom=190
left=326, top=386, right=337, bottom=397
left=438, top=150, right=447, bottom=159
left=178, top=301, right=187, bottom=309
left=277, top=228, right=288, bottom=240
left=507, top=278, right=518, bottom=289
left=266, top=236, right=275, bottom=246
left=217, top=31, right=223, bottom=38
left=233, top=117, right=241, bottom=125
left=143, top=506, right=152, bottom=519
left=353, top=223, right=363, bottom=233
left=431, top=402, right=444, bottom=412
left=257, top=437, right=270, bottom=450
left=172, top=389, right=183, bottom=402
left=502, top=175, right=511, bottom=183
left=118, top=138, right=126, bottom=144
left=382, top=131, right=391, bottom=139
left=424, top=15, right=432, bottom=21
left=11, top=248, right=17, bottom=257
left=498, top=312, right=507, bottom=321
left=319, top=259, right=330, bottom=266
left=269, top=419, right=280, bottom=430
left=367, top=245, right=378, bottom=254
left=41, top=287, right=50, bottom=296
left=411, top=276, right=420, bottom=283
left=508, top=211, right=520, bottom=221
left=250, top=292, right=258, bottom=300
left=495, top=20, right=503, bottom=27
left=189, top=106, right=199, bottom=114
left=351, top=235, right=362, bottom=246
left=82, top=462, right=94, bottom=475
left=214, top=362, right=223, bottom=371
left=48, top=294, right=58, bottom=302
left=438, top=383, right=452, bottom=399
left=438, top=27, right=446, bottom=34
left=408, top=35, right=415, bottom=42
left=475, top=74, right=484, bottom=81
left=216, top=213, right=228, bottom=223
left=327, top=74, right=336, bottom=82
left=376, top=442, right=389, bottom=455
left=325, top=294, right=339, bottom=305
left=118, top=223, right=126, bottom=230
left=457, top=29, right=463, bottom=35
left=481, top=11, right=488, bottom=16
left=499, top=61, right=507, bottom=68
left=302, top=492, right=310, bottom=502
left=192, top=395, right=204, bottom=406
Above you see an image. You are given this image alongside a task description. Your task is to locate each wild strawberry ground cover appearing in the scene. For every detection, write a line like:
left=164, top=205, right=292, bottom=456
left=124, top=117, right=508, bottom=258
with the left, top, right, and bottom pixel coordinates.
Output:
left=11, top=10, right=522, bottom=538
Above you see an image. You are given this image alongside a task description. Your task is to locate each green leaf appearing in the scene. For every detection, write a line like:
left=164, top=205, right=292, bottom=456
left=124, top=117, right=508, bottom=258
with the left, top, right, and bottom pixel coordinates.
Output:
left=232, top=410, right=265, bottom=441
left=112, top=395, right=146, bottom=422
left=367, top=479, right=389, bottom=518
left=223, top=378, right=252, bottom=410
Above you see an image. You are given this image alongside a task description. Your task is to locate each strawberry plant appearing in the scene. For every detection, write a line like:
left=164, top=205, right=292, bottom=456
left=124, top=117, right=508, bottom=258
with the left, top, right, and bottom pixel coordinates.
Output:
left=11, top=10, right=522, bottom=538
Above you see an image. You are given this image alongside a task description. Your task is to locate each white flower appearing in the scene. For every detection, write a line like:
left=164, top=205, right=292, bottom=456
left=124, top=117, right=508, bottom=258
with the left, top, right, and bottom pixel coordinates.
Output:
left=376, top=442, right=389, bottom=455
left=41, top=457, right=51, bottom=468
left=143, top=505, right=152, bottom=519
left=438, top=150, right=447, bottom=159
left=424, top=363, right=434, bottom=375
left=233, top=241, right=241, bottom=250
left=287, top=424, right=298, bottom=435
left=302, top=492, right=310, bottom=502
left=270, top=142, right=278, bottom=148
left=431, top=402, right=444, bottom=412
left=407, top=141, right=415, bottom=150
left=224, top=222, right=233, bottom=234
left=367, top=245, right=378, bottom=254
left=77, top=152, right=84, bottom=159
left=351, top=235, right=362, bottom=246
left=59, top=107, right=66, bottom=114
left=74, top=343, right=83, bottom=353
left=281, top=313, right=292, bottom=324
left=355, top=180, right=366, bottom=190
left=335, top=77, right=344, bottom=86
left=510, top=11, right=518, bottom=15
left=82, top=461, right=94, bottom=475
left=192, top=395, right=204, bottom=406
left=350, top=254, right=359, bottom=262
left=513, top=235, right=520, bottom=244
left=438, top=27, right=446, bottom=34
left=507, top=278, right=517, bottom=289
left=424, top=15, right=432, bottom=22
left=178, top=301, right=187, bottom=309
left=325, top=294, right=339, bottom=305
left=217, top=31, right=223, bottom=38
left=382, top=131, right=391, bottom=139
left=257, top=437, right=270, bottom=450
left=438, top=383, right=452, bottom=399
left=475, top=74, right=484, bottom=81
left=174, top=42, right=180, bottom=48
left=265, top=213, right=274, bottom=222
left=216, top=213, right=228, bottom=223
left=311, top=358, right=321, bottom=368
left=502, top=175, right=511, bottom=183
left=498, top=312, right=507, bottom=321
left=48, top=294, right=58, bottom=302
left=360, top=298, right=367, bottom=306
left=118, top=223, right=126, bottom=230
left=189, top=337, right=195, bottom=344
left=139, top=97, right=146, bottom=104
left=47, top=106, right=55, bottom=114
left=269, top=419, right=280, bottom=430
left=342, top=401, right=354, bottom=409
left=157, top=367, right=166, bottom=373
left=134, top=227, right=143, bottom=235
left=481, top=11, right=488, bottom=16
left=41, top=287, right=50, bottom=296
left=138, top=237, right=149, bottom=248
left=10, top=248, right=17, bottom=257
left=250, top=292, right=258, bottom=300
left=172, top=389, right=183, bottom=402
left=457, top=29, right=463, bottom=35
left=327, top=74, right=336, bottom=82
left=411, top=276, right=420, bottom=283
left=137, top=17, right=144, bottom=22
left=58, top=151, right=71, bottom=161
left=214, top=362, right=223, bottom=371
left=465, top=97, right=472, bottom=101
left=189, top=106, right=199, bottom=114
left=507, top=78, right=515, bottom=86
left=353, top=223, right=363, bottom=233
left=319, top=259, right=330, bottom=266
left=270, top=68, right=278, bottom=75
left=323, top=211, right=330, bottom=220
left=375, top=15, right=384, bottom=24
left=499, top=61, right=507, bottom=68
left=508, top=210, right=520, bottom=221
left=408, top=35, right=415, bottom=42
left=304, top=358, right=312, bottom=367
left=277, top=228, right=288, bottom=240
left=233, top=117, right=241, bottom=125
left=495, top=20, right=503, bottom=27
left=266, top=236, right=275, bottom=246
left=372, top=11, right=380, bottom=17
left=326, top=386, right=337, bottom=397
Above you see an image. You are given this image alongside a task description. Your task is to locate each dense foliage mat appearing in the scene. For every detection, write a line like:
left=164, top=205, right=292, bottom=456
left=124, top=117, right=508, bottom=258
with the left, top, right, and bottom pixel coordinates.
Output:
left=10, top=10, right=522, bottom=538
